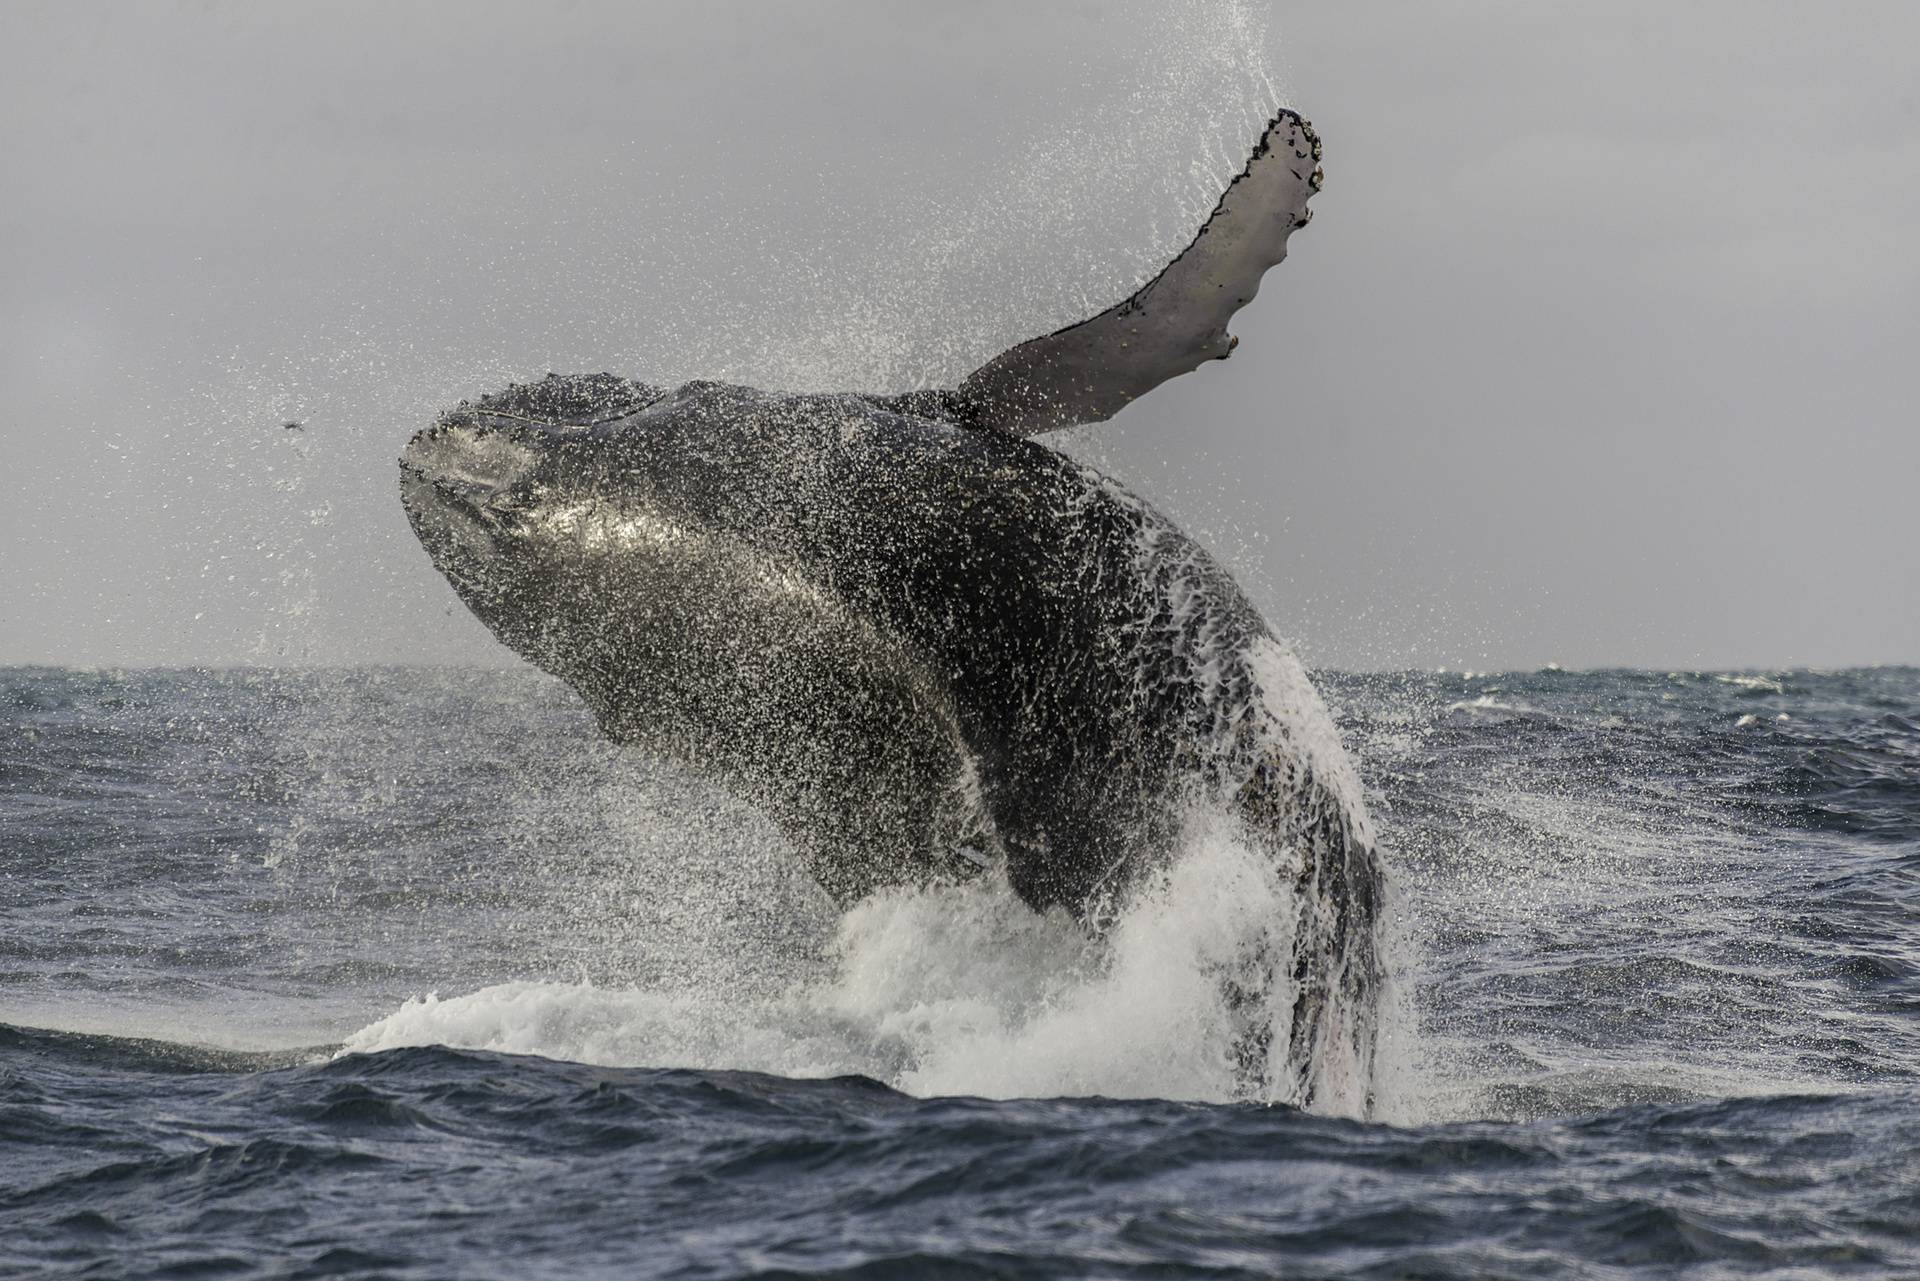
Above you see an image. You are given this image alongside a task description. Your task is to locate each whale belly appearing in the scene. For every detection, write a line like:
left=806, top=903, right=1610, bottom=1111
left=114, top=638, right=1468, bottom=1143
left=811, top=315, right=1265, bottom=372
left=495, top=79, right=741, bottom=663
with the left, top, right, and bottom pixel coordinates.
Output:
left=522, top=500, right=991, bottom=906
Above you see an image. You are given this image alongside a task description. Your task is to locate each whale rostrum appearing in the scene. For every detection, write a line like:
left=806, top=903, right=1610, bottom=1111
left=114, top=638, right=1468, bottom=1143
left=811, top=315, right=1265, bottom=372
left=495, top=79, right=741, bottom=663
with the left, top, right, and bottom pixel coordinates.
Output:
left=400, top=109, right=1384, bottom=1105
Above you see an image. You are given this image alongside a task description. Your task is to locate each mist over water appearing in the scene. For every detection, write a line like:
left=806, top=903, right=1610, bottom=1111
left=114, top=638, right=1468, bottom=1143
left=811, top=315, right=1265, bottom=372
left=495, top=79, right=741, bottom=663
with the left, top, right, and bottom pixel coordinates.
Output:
left=7, top=648, right=1389, bottom=1116
left=16, top=662, right=1912, bottom=1121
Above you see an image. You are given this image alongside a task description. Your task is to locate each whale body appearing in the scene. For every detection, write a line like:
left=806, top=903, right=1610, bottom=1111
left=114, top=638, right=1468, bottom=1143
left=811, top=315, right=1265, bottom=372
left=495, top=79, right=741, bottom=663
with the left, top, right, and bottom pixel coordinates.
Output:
left=400, top=111, right=1385, bottom=1103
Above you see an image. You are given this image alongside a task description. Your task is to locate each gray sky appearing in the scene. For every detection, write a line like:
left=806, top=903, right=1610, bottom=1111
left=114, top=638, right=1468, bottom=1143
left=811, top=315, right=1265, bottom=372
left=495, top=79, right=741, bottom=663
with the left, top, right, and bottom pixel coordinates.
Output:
left=3, top=1, right=1914, bottom=671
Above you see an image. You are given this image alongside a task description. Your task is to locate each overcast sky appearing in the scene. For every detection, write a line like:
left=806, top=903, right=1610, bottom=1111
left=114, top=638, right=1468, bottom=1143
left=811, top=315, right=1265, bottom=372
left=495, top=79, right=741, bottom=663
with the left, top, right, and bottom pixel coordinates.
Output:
left=3, top=1, right=1914, bottom=671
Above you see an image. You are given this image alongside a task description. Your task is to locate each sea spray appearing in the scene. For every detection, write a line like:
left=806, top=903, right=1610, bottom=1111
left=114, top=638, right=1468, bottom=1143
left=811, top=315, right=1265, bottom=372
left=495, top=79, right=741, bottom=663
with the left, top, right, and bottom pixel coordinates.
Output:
left=340, top=812, right=1402, bottom=1116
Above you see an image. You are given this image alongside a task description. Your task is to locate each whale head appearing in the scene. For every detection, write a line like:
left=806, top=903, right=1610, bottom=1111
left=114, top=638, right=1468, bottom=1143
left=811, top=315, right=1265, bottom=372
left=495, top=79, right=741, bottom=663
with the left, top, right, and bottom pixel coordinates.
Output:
left=399, top=373, right=991, bottom=898
left=397, top=372, right=967, bottom=735
left=400, top=418, right=545, bottom=575
left=399, top=374, right=683, bottom=682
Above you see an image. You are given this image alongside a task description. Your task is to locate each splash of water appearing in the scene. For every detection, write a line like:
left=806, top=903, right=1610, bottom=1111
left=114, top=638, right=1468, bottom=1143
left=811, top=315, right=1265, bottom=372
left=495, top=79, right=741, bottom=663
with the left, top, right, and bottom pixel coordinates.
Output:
left=342, top=811, right=1401, bottom=1118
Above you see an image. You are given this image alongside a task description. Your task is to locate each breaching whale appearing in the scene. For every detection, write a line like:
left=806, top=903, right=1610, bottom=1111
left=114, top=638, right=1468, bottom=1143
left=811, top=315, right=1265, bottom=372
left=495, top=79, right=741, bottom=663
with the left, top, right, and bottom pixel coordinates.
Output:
left=401, top=111, right=1384, bottom=1104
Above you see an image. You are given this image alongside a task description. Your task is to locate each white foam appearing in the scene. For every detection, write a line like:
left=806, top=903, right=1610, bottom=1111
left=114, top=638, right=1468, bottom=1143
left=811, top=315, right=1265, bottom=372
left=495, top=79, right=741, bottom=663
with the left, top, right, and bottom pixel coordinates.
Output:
left=1715, top=673, right=1785, bottom=693
left=342, top=819, right=1398, bottom=1117
left=1447, top=694, right=1541, bottom=717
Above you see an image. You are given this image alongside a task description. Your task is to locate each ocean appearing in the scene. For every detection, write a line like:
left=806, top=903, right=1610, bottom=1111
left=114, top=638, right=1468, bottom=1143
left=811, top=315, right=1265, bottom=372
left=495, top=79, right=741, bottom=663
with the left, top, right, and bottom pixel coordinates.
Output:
left=4, top=663, right=1917, bottom=1278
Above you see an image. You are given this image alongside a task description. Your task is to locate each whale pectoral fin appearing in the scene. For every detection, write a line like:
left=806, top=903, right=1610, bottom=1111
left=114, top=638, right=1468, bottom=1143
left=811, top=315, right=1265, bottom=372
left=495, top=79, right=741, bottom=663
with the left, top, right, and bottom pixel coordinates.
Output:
left=956, top=110, right=1322, bottom=436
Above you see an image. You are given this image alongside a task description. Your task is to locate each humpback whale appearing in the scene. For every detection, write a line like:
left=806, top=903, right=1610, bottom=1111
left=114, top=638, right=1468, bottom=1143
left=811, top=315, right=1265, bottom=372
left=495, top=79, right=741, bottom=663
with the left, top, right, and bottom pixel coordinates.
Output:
left=401, top=111, right=1384, bottom=1104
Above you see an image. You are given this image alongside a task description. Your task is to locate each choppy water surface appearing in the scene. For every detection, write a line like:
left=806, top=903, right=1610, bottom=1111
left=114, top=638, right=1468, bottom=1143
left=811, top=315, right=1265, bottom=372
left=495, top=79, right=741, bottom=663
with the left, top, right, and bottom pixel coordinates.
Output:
left=4, top=665, right=1918, bottom=1277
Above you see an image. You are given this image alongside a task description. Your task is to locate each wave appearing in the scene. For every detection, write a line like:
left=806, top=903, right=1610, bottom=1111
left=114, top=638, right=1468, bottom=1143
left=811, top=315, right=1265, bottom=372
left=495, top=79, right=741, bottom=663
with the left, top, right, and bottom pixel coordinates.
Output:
left=11, top=1014, right=1917, bottom=1281
left=0, top=1022, right=315, bottom=1076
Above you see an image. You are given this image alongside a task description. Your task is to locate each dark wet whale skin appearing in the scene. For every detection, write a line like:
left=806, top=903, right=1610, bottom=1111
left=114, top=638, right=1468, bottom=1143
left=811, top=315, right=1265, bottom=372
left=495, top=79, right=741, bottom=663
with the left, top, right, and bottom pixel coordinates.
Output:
left=399, top=106, right=1345, bottom=921
left=402, top=376, right=1380, bottom=1021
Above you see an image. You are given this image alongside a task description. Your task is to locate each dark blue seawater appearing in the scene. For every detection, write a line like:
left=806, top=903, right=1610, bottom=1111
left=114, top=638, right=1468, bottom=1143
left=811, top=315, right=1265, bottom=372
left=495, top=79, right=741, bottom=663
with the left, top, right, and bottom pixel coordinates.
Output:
left=4, top=665, right=1918, bottom=1278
